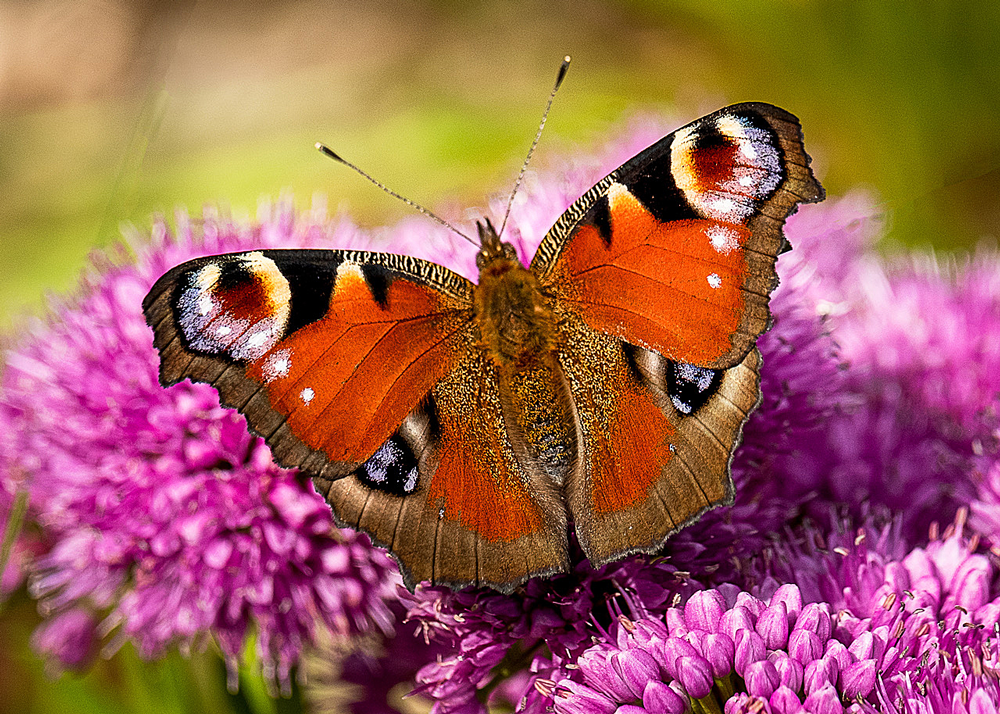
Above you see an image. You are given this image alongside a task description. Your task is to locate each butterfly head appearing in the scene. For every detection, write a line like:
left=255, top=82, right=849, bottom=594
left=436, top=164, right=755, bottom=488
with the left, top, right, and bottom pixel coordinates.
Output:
left=475, top=217, right=521, bottom=271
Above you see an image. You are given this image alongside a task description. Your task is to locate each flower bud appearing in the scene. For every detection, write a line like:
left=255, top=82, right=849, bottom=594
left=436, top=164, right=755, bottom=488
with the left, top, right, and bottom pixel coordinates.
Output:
left=643, top=680, right=687, bottom=714
left=744, top=659, right=781, bottom=698
left=803, top=659, right=836, bottom=697
left=802, top=682, right=841, bottom=714
left=666, top=607, right=689, bottom=637
left=769, top=584, right=803, bottom=626
left=703, top=632, right=736, bottom=678
left=787, top=628, right=822, bottom=665
left=656, top=636, right=699, bottom=679
left=552, top=679, right=618, bottom=714
left=823, top=641, right=851, bottom=674
left=676, top=655, right=714, bottom=699
left=578, top=646, right=634, bottom=701
left=612, top=648, right=662, bottom=700
left=770, top=685, right=806, bottom=714
left=685, top=590, right=727, bottom=633
left=734, top=628, right=766, bottom=677
left=794, top=603, right=832, bottom=641
left=735, top=592, right=765, bottom=619
left=769, top=651, right=803, bottom=691
left=756, top=601, right=790, bottom=650
left=839, top=659, right=876, bottom=698
left=720, top=606, right=756, bottom=643
left=847, top=631, right=873, bottom=660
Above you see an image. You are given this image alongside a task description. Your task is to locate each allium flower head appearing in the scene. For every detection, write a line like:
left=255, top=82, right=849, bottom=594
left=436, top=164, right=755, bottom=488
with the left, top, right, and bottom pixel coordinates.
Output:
left=736, top=199, right=999, bottom=543
left=547, top=585, right=860, bottom=714
left=0, top=199, right=401, bottom=689
left=405, top=553, right=701, bottom=714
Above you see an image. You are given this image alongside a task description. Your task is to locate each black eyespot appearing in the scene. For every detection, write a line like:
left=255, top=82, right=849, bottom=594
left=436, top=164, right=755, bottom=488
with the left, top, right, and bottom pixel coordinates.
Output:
left=666, top=361, right=722, bottom=415
left=356, top=434, right=419, bottom=496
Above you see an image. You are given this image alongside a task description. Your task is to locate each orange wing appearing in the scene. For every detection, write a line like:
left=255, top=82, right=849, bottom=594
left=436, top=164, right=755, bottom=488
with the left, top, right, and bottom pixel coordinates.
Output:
left=532, top=103, right=824, bottom=565
left=533, top=103, right=823, bottom=369
left=143, top=248, right=568, bottom=591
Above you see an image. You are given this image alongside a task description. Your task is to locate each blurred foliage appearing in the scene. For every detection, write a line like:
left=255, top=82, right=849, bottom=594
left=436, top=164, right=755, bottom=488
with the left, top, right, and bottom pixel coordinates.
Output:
left=1, top=0, right=998, bottom=710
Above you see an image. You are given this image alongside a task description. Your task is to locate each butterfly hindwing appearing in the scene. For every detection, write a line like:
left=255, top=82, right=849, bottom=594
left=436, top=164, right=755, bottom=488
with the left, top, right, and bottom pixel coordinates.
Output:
left=143, top=248, right=569, bottom=591
left=316, top=349, right=569, bottom=591
left=531, top=103, right=822, bottom=565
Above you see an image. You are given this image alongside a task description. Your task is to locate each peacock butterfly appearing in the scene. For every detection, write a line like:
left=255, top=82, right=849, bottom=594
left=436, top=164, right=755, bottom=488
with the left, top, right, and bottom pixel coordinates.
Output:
left=143, top=100, right=823, bottom=593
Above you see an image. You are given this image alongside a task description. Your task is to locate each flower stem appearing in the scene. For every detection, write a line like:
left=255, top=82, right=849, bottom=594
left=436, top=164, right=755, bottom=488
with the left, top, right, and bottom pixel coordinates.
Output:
left=0, top=486, right=29, bottom=612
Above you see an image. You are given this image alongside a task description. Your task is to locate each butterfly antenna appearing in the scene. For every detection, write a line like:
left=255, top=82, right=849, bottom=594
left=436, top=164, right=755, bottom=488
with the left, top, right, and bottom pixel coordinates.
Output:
left=498, top=55, right=571, bottom=238
left=315, top=143, right=478, bottom=246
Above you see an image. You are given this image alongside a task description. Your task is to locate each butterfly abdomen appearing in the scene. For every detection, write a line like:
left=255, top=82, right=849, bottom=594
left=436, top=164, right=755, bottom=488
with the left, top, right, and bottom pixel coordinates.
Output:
left=473, top=251, right=577, bottom=482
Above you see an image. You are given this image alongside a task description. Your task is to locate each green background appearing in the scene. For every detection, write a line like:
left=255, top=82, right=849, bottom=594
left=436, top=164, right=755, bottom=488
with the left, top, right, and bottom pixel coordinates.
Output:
left=1, top=1, right=998, bottom=711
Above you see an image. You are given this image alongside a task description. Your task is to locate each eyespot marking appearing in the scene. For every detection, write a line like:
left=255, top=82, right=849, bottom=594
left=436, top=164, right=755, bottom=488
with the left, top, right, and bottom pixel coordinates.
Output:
left=177, top=253, right=291, bottom=362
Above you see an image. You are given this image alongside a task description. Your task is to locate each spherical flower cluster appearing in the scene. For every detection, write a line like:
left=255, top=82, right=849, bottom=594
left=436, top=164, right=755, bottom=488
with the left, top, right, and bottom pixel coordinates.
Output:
left=0, top=200, right=401, bottom=690
left=547, top=586, right=859, bottom=714
left=762, top=221, right=1000, bottom=542
left=783, top=512, right=1000, bottom=714
left=548, top=540, right=1000, bottom=714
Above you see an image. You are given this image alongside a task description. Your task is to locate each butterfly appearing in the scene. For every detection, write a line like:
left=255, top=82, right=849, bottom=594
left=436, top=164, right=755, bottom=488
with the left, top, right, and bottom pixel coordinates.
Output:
left=143, top=102, right=823, bottom=593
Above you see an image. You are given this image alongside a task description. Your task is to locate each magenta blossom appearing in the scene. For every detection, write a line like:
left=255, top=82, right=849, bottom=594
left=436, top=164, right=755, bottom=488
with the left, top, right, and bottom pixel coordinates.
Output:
left=0, top=200, right=401, bottom=690
left=547, top=520, right=1000, bottom=714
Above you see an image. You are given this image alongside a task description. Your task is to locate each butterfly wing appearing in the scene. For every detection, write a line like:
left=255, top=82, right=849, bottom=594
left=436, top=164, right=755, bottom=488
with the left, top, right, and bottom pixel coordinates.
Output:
left=144, top=249, right=568, bottom=591
left=531, top=103, right=823, bottom=563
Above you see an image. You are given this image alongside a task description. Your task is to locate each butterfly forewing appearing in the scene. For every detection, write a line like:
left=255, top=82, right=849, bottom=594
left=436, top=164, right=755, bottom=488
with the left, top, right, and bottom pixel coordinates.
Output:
left=533, top=103, right=824, bottom=369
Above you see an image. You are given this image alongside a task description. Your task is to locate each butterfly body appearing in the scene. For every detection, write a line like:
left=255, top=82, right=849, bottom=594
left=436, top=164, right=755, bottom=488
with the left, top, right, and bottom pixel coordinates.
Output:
left=144, top=103, right=824, bottom=592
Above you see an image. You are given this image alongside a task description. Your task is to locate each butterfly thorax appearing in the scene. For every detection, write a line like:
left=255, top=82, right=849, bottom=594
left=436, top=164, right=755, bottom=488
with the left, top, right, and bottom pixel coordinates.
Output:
left=473, top=220, right=558, bottom=367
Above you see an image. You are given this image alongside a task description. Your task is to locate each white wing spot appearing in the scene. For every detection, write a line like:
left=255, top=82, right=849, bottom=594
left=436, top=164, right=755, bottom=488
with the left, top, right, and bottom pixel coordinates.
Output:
left=707, top=273, right=722, bottom=289
left=262, top=350, right=291, bottom=382
left=711, top=197, right=736, bottom=215
left=300, top=387, right=315, bottom=404
left=707, top=226, right=740, bottom=254
left=247, top=330, right=270, bottom=349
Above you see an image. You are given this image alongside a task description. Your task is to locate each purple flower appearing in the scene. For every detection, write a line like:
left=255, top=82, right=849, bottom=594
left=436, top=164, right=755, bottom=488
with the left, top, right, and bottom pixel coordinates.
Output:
left=548, top=586, right=856, bottom=714
left=765, top=239, right=1000, bottom=543
left=0, top=199, right=401, bottom=690
left=405, top=553, right=700, bottom=714
left=548, top=525, right=1000, bottom=714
